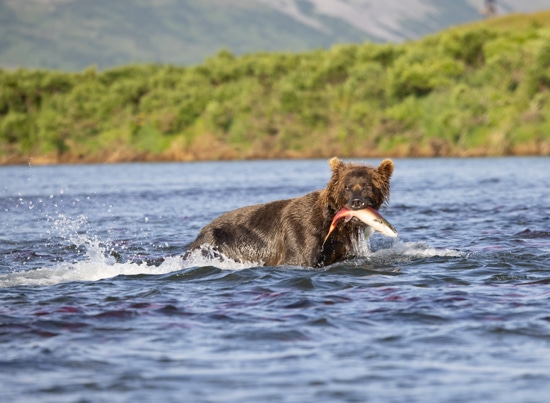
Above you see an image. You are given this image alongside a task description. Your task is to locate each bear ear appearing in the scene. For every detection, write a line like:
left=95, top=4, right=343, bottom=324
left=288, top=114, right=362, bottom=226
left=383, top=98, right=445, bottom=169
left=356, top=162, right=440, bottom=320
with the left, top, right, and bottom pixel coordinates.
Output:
left=329, top=157, right=345, bottom=172
left=377, top=159, right=394, bottom=179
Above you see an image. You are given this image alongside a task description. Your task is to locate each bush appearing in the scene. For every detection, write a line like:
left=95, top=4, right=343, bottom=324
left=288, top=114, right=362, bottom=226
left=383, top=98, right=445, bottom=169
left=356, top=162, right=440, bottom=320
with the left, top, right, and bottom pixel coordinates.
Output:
left=524, top=33, right=550, bottom=96
left=386, top=51, right=464, bottom=99
left=2, top=12, right=550, bottom=162
left=438, top=28, right=495, bottom=67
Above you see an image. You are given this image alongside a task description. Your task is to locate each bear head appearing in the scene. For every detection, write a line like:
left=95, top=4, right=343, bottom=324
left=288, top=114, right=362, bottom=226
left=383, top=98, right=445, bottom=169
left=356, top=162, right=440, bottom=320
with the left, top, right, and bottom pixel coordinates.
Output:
left=324, top=157, right=394, bottom=212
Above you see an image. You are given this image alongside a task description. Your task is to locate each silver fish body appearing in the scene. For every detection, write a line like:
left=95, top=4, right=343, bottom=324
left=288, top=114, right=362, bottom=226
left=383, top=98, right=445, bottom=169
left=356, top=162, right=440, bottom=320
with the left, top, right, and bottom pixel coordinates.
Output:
left=351, top=207, right=398, bottom=238
left=323, top=206, right=397, bottom=246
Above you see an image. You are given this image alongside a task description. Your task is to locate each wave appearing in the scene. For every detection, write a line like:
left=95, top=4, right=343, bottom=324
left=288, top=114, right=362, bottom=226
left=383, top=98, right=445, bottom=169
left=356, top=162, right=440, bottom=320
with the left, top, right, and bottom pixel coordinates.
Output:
left=371, top=239, right=464, bottom=259
left=0, top=215, right=463, bottom=287
left=0, top=241, right=463, bottom=288
left=0, top=213, right=261, bottom=287
left=182, top=246, right=262, bottom=270
left=0, top=247, right=182, bottom=289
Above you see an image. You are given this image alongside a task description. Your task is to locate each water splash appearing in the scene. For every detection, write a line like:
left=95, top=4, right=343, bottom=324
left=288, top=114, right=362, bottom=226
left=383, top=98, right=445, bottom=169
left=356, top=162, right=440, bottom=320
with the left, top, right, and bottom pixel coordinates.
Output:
left=0, top=215, right=264, bottom=287
left=0, top=214, right=464, bottom=287
left=182, top=245, right=262, bottom=271
left=0, top=214, right=184, bottom=287
left=371, top=239, right=464, bottom=259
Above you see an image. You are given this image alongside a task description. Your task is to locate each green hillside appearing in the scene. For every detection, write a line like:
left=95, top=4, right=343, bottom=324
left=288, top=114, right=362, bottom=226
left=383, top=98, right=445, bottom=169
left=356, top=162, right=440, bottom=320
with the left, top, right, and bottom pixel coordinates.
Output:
left=1, top=12, right=550, bottom=164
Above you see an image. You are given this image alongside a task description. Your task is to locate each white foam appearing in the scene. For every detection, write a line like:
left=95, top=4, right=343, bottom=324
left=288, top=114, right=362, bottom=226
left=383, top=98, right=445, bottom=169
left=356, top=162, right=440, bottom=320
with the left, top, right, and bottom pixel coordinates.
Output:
left=0, top=244, right=185, bottom=288
left=0, top=239, right=463, bottom=287
left=182, top=245, right=262, bottom=271
left=371, top=239, right=464, bottom=259
left=0, top=214, right=265, bottom=287
left=0, top=214, right=186, bottom=288
left=1, top=215, right=463, bottom=287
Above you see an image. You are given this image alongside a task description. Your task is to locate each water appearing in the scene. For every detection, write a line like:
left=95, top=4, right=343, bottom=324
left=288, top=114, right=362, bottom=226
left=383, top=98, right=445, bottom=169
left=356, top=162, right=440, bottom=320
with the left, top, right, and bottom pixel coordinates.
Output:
left=1, top=157, right=549, bottom=402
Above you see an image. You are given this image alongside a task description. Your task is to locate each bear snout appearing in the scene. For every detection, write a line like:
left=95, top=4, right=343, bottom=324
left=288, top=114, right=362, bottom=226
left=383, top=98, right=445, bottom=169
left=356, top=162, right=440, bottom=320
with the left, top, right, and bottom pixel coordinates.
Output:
left=349, top=198, right=366, bottom=210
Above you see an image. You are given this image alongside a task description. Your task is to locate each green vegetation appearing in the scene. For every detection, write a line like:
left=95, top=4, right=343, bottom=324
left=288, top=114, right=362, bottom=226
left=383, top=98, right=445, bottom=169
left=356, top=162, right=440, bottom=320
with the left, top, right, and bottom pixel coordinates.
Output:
left=1, top=12, right=550, bottom=164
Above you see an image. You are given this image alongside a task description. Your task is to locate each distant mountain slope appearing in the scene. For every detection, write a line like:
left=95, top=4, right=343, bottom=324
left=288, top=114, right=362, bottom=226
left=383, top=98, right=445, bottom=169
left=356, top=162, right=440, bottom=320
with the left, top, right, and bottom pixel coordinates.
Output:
left=1, top=0, right=550, bottom=70
left=259, top=0, right=550, bottom=41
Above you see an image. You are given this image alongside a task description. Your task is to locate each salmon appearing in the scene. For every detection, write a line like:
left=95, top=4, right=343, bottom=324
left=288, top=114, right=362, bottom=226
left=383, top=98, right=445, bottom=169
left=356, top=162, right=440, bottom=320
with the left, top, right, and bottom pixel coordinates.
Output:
left=323, top=206, right=398, bottom=245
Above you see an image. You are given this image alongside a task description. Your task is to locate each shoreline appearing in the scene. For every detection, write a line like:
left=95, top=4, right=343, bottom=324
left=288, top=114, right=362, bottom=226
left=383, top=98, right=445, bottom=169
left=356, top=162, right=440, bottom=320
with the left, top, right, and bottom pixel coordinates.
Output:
left=1, top=148, right=547, bottom=167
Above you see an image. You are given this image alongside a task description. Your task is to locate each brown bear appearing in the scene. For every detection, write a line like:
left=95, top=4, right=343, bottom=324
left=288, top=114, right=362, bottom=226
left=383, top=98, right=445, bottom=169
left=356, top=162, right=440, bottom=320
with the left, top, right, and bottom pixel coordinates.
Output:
left=187, top=157, right=394, bottom=267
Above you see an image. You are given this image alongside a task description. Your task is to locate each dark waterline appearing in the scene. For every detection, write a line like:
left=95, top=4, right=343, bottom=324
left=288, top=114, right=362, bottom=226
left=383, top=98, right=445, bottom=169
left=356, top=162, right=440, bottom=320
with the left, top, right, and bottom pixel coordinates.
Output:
left=1, top=157, right=549, bottom=402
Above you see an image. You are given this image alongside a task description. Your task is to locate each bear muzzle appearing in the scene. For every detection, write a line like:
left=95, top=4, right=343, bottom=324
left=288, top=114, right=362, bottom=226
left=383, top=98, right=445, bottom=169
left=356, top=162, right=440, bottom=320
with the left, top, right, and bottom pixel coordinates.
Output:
left=348, top=197, right=367, bottom=210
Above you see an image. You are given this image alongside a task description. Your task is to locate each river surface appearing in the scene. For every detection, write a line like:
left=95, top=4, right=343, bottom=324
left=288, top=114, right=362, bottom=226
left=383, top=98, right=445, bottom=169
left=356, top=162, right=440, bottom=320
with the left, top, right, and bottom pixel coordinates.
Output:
left=1, top=157, right=549, bottom=402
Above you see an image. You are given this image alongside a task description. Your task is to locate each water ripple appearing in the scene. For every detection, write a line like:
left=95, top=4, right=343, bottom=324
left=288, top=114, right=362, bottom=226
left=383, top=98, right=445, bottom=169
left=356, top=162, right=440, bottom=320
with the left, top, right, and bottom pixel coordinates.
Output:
left=2, top=158, right=550, bottom=402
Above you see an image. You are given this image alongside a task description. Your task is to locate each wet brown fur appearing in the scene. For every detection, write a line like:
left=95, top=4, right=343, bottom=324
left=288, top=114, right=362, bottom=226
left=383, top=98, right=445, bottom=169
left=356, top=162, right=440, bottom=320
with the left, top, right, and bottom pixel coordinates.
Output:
left=187, top=157, right=394, bottom=267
